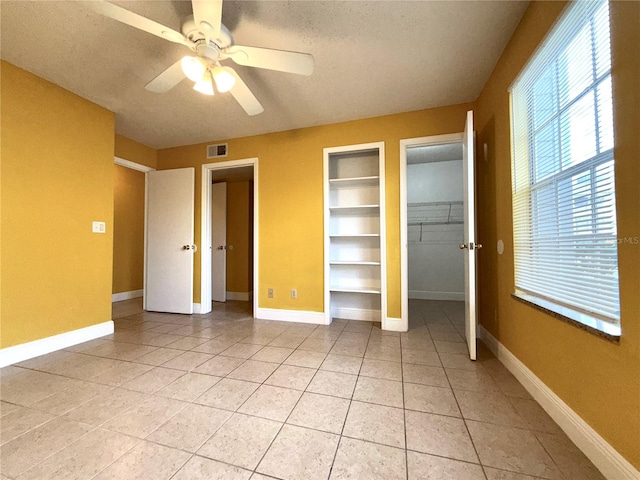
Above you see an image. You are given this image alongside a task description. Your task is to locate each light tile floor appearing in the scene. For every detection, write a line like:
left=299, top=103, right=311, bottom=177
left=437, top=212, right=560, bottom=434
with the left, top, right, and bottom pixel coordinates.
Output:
left=0, top=299, right=605, bottom=480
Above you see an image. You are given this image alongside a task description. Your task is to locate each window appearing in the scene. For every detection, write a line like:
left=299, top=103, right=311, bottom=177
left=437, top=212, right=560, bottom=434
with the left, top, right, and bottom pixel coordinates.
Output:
left=510, top=0, right=620, bottom=336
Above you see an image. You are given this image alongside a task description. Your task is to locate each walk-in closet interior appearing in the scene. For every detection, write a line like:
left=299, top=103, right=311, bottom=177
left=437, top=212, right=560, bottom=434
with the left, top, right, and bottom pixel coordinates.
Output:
left=406, top=142, right=464, bottom=302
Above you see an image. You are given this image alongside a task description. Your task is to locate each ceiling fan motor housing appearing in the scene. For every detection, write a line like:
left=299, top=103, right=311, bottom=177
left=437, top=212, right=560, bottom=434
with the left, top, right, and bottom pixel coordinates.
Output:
left=195, top=43, right=221, bottom=63
left=182, top=15, right=233, bottom=50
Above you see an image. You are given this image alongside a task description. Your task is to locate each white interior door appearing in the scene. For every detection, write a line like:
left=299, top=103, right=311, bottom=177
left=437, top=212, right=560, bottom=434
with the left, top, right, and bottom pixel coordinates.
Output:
left=145, top=168, right=195, bottom=314
left=462, top=110, right=478, bottom=360
left=211, top=182, right=227, bottom=302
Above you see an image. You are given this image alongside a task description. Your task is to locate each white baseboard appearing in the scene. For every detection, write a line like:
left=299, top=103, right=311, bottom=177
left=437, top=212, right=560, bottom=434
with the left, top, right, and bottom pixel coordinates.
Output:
left=111, top=289, right=143, bottom=302
left=0, top=321, right=114, bottom=368
left=331, top=307, right=381, bottom=322
left=383, top=317, right=405, bottom=332
left=226, top=291, right=252, bottom=301
left=409, top=290, right=464, bottom=301
left=479, top=325, right=638, bottom=480
left=257, top=307, right=328, bottom=325
left=192, top=303, right=203, bottom=314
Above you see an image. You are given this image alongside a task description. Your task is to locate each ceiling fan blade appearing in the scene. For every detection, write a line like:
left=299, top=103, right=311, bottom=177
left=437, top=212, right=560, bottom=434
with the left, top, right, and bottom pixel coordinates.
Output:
left=145, top=60, right=186, bottom=93
left=224, top=46, right=314, bottom=76
left=191, top=0, right=223, bottom=38
left=87, top=1, right=193, bottom=48
left=225, top=67, right=264, bottom=116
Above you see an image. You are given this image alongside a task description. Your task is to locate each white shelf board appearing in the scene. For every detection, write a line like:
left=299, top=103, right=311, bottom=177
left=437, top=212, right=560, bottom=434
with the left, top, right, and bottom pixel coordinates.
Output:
left=329, top=233, right=380, bottom=238
left=330, top=261, right=381, bottom=266
left=330, top=286, right=382, bottom=294
left=329, top=205, right=380, bottom=213
left=329, top=176, right=380, bottom=186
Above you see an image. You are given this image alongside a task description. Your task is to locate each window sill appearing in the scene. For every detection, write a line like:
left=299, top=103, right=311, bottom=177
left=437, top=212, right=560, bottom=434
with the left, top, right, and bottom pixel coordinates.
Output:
left=511, top=292, right=621, bottom=343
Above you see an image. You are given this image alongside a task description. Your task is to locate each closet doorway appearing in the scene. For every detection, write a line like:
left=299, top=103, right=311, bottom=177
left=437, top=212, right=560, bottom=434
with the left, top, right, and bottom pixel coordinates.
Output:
left=400, top=133, right=467, bottom=336
left=400, top=112, right=479, bottom=359
left=405, top=140, right=465, bottom=306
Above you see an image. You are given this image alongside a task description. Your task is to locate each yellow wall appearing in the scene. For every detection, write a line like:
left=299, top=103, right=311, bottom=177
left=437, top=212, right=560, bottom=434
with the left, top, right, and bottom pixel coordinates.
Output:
left=226, top=181, right=252, bottom=295
left=475, top=1, right=639, bottom=469
left=1, top=61, right=115, bottom=348
left=112, top=165, right=146, bottom=294
left=114, top=134, right=157, bottom=169
left=158, top=104, right=472, bottom=315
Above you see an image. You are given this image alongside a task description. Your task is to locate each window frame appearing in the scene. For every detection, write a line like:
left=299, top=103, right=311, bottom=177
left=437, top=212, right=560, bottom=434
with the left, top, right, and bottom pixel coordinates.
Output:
left=509, top=0, right=621, bottom=339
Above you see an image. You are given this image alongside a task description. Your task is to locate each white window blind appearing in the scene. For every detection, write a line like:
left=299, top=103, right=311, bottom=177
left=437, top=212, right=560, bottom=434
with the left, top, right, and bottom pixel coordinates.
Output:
left=510, top=0, right=620, bottom=334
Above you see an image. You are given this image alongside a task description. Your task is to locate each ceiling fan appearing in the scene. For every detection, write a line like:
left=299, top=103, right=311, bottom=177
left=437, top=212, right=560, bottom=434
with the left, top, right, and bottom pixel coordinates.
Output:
left=87, top=0, right=315, bottom=115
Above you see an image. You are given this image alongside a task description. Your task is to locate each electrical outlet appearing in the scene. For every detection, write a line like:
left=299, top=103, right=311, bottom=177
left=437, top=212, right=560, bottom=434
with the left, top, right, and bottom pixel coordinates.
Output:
left=92, top=221, right=106, bottom=233
left=291, top=288, right=297, bottom=299
left=268, top=288, right=274, bottom=298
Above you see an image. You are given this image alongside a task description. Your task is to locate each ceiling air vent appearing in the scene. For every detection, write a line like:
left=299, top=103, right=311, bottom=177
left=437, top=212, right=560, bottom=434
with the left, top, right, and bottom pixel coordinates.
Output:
left=207, top=143, right=228, bottom=159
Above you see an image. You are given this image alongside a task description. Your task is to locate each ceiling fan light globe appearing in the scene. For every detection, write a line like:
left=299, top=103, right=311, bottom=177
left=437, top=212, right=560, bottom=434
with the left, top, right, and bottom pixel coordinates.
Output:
left=212, top=67, right=236, bottom=93
left=181, top=56, right=206, bottom=82
left=193, top=71, right=215, bottom=96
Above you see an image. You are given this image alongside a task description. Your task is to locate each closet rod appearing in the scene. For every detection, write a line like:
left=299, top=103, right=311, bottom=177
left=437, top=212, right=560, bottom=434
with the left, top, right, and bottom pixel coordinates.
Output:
left=407, top=201, right=463, bottom=207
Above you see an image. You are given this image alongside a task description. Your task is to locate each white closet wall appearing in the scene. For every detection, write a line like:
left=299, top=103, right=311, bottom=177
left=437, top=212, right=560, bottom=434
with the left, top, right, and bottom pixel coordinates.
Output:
left=408, top=159, right=464, bottom=301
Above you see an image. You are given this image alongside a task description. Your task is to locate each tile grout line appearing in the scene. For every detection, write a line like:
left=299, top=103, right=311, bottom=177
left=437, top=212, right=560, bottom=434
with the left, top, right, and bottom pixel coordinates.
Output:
left=5, top=302, right=582, bottom=480
left=254, top=321, right=352, bottom=478
left=401, top=324, right=410, bottom=480
left=325, top=322, right=373, bottom=479
left=439, top=315, right=491, bottom=480
left=199, top=322, right=333, bottom=478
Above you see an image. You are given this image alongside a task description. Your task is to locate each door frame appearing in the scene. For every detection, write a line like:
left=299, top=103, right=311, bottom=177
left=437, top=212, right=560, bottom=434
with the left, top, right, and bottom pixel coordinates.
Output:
left=399, top=133, right=464, bottom=332
left=200, top=158, right=258, bottom=316
left=113, top=156, right=155, bottom=303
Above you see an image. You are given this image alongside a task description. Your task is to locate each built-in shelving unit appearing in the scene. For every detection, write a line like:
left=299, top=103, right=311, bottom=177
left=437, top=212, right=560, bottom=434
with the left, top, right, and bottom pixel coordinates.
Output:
left=324, top=142, right=386, bottom=324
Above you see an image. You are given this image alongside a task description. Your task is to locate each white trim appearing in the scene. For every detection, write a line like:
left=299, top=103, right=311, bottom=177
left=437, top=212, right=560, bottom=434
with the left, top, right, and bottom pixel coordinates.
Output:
left=408, top=290, right=465, bottom=301
left=114, top=156, right=155, bottom=173
left=226, top=291, right=251, bottom=301
left=384, top=317, right=404, bottom=332
left=143, top=171, right=149, bottom=311
left=323, top=148, right=331, bottom=325
left=0, top=321, right=114, bottom=368
left=400, top=133, right=464, bottom=333
left=114, top=155, right=153, bottom=309
left=192, top=303, right=203, bottom=314
left=479, top=325, right=639, bottom=480
left=201, top=158, right=258, bottom=317
left=112, top=289, right=143, bottom=302
left=256, top=308, right=328, bottom=325
left=378, top=145, right=388, bottom=331
left=331, top=307, right=381, bottom=322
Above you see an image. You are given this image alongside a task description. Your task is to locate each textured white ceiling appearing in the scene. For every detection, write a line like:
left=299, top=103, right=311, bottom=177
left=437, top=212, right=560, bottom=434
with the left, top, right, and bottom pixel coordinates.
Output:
left=1, top=1, right=529, bottom=149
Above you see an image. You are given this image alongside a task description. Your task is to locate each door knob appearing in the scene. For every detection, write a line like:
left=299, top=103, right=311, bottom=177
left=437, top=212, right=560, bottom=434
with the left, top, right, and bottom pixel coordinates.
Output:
left=459, top=243, right=482, bottom=250
left=182, top=244, right=197, bottom=251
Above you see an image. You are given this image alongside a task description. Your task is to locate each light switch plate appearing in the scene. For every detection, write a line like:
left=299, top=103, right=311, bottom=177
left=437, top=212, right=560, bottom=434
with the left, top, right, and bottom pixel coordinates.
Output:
left=92, top=221, right=106, bottom=233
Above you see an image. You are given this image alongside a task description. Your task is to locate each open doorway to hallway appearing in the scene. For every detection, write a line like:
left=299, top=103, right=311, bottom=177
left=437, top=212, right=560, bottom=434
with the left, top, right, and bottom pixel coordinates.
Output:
left=201, top=158, right=258, bottom=317
left=211, top=167, right=254, bottom=307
